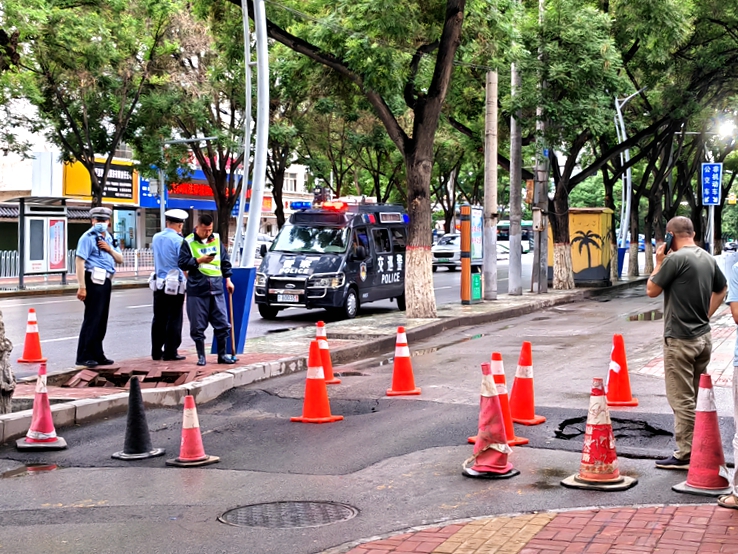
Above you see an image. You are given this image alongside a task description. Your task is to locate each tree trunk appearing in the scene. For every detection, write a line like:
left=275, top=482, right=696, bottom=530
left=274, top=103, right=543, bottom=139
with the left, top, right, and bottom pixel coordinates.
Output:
left=549, top=189, right=574, bottom=289
left=644, top=224, right=654, bottom=274
left=0, top=310, right=14, bottom=414
left=405, top=149, right=436, bottom=319
left=273, top=169, right=286, bottom=229
left=628, top=203, right=639, bottom=277
left=603, top=168, right=618, bottom=281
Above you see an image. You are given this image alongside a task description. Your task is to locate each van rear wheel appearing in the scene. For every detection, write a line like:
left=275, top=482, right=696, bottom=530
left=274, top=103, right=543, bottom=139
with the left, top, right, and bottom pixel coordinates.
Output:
left=396, top=293, right=406, bottom=311
left=258, top=304, right=280, bottom=320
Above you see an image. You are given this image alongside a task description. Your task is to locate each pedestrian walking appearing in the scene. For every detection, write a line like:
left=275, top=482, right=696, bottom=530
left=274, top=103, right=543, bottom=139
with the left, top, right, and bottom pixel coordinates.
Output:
left=178, top=213, right=237, bottom=366
left=647, top=216, right=727, bottom=470
left=150, top=209, right=189, bottom=361
left=75, top=207, right=123, bottom=368
left=718, top=259, right=738, bottom=509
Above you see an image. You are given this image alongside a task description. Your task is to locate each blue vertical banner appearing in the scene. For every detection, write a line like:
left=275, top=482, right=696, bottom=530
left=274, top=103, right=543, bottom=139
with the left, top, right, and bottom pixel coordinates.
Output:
left=701, top=163, right=723, bottom=206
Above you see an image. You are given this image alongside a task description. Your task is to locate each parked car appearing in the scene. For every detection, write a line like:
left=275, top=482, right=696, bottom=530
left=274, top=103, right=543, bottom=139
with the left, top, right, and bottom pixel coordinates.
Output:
left=431, top=233, right=506, bottom=271
left=231, top=233, right=274, bottom=258
left=724, top=241, right=738, bottom=252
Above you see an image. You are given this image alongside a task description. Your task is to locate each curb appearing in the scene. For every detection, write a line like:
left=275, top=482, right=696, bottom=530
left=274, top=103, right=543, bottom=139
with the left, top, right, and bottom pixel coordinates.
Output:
left=0, top=281, right=149, bottom=299
left=0, top=277, right=647, bottom=443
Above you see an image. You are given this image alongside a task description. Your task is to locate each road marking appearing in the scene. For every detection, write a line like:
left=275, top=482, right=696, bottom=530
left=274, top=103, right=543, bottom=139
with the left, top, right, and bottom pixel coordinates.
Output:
left=434, top=286, right=453, bottom=290
left=40, top=336, right=78, bottom=343
left=0, top=298, right=78, bottom=308
left=126, top=304, right=152, bottom=309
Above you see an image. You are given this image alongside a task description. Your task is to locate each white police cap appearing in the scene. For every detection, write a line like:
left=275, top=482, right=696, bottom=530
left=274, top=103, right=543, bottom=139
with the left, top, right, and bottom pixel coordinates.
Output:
left=164, top=209, right=189, bottom=222
left=89, top=207, right=112, bottom=220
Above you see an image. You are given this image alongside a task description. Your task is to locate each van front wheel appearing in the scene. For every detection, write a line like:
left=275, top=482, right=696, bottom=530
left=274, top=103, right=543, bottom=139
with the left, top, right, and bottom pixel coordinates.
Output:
left=258, top=304, right=280, bottom=320
left=339, top=288, right=359, bottom=319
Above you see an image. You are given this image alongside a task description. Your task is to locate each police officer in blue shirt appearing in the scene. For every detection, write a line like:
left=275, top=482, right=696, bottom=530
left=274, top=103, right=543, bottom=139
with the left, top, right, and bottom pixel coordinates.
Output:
left=151, top=209, right=188, bottom=361
left=75, top=207, right=123, bottom=368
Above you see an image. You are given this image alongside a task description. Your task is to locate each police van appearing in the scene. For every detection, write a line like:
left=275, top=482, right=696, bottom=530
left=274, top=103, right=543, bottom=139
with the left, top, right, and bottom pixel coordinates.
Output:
left=255, top=200, right=409, bottom=320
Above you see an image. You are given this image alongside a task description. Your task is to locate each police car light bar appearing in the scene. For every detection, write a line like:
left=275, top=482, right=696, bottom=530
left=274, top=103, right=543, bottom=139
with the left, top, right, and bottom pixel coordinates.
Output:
left=290, top=201, right=312, bottom=210
left=322, top=201, right=348, bottom=212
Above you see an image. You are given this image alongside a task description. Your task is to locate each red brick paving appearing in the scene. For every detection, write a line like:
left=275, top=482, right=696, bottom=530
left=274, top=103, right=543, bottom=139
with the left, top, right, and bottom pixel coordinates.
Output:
left=341, top=505, right=738, bottom=554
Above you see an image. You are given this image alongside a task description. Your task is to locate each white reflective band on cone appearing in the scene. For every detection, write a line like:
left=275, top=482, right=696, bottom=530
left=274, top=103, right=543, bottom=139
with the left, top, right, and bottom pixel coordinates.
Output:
left=586, top=397, right=611, bottom=425
left=35, top=374, right=47, bottom=394
left=316, top=327, right=327, bottom=339
left=480, top=374, right=497, bottom=397
left=485, top=441, right=513, bottom=455
left=318, top=340, right=329, bottom=350
left=516, top=365, right=533, bottom=378
left=696, top=388, right=717, bottom=412
left=495, top=383, right=508, bottom=396
left=182, top=407, right=200, bottom=429
left=26, top=324, right=38, bottom=333
left=490, top=361, right=504, bottom=375
left=609, top=360, right=621, bottom=373
left=395, top=346, right=410, bottom=358
left=396, top=332, right=407, bottom=344
left=306, top=365, right=325, bottom=380
left=27, top=314, right=38, bottom=323
left=27, top=429, right=57, bottom=440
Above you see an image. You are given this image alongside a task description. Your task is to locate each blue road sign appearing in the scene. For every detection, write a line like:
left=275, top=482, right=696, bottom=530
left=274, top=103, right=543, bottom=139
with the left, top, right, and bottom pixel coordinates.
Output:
left=702, top=163, right=723, bottom=206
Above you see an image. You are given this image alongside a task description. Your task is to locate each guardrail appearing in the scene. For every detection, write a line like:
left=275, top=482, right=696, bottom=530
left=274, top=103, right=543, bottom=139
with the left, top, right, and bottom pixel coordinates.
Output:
left=0, top=248, right=155, bottom=278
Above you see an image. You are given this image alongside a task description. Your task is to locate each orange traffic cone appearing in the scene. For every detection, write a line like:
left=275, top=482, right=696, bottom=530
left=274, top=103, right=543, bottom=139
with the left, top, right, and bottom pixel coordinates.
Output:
left=673, top=374, right=732, bottom=497
left=165, top=395, right=220, bottom=467
left=606, top=334, right=638, bottom=407
left=462, top=361, right=519, bottom=479
left=561, top=377, right=637, bottom=491
left=316, top=321, right=341, bottom=385
left=16, top=363, right=66, bottom=450
left=291, top=340, right=343, bottom=423
left=386, top=327, right=421, bottom=396
left=509, top=341, right=546, bottom=425
left=18, top=308, right=47, bottom=363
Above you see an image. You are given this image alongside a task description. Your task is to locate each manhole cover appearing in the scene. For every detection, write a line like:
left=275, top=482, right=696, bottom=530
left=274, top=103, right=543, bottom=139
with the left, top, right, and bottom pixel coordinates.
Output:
left=555, top=416, right=672, bottom=441
left=218, top=501, right=359, bottom=528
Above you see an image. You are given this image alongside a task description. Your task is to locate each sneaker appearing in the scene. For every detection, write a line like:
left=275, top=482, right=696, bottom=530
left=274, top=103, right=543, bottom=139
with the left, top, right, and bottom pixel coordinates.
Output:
left=655, top=455, right=690, bottom=470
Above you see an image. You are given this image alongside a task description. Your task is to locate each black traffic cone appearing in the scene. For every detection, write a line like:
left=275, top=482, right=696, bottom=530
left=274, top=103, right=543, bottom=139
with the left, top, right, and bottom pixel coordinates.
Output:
left=112, top=377, right=165, bottom=460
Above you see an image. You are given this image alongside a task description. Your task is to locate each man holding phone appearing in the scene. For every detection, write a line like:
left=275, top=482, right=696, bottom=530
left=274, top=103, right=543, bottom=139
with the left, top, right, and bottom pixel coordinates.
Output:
left=647, top=216, right=727, bottom=469
left=178, top=213, right=237, bottom=366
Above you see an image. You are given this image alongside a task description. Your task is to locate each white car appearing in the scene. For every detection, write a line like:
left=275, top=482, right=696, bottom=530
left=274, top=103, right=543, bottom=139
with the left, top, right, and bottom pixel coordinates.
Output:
left=231, top=233, right=273, bottom=258
left=431, top=234, right=506, bottom=271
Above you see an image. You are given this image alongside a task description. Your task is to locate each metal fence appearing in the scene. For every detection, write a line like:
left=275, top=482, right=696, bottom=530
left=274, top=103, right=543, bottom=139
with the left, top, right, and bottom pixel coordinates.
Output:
left=0, top=248, right=155, bottom=279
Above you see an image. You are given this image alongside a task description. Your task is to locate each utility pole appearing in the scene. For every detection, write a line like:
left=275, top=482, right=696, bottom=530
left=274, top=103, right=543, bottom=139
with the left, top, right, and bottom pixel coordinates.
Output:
left=509, top=60, right=523, bottom=296
left=483, top=70, right=498, bottom=301
left=532, top=0, right=548, bottom=294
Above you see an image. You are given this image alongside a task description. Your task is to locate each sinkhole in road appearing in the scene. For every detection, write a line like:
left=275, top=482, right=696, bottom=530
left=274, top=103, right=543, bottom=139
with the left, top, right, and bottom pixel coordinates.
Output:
left=1, top=463, right=59, bottom=478
left=555, top=416, right=672, bottom=442
left=626, top=309, right=663, bottom=321
left=218, top=501, right=359, bottom=529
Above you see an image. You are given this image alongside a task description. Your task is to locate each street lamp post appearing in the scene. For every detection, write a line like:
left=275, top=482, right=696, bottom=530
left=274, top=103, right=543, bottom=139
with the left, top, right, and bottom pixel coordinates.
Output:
left=158, top=136, right=217, bottom=230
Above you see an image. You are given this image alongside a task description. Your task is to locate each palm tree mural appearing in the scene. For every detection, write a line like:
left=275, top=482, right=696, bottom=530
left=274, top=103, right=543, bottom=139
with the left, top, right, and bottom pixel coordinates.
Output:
left=571, top=230, right=602, bottom=268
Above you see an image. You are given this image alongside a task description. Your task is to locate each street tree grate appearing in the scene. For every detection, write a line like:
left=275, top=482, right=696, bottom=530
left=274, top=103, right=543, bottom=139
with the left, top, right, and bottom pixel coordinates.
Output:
left=218, top=501, right=359, bottom=529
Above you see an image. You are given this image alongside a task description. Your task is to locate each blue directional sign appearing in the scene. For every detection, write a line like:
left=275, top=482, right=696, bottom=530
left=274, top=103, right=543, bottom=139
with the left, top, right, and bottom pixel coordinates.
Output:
left=702, top=163, right=723, bottom=206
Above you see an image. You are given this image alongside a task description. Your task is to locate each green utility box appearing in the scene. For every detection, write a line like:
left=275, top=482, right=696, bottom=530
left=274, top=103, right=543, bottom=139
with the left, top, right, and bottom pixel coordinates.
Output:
left=471, top=272, right=482, bottom=302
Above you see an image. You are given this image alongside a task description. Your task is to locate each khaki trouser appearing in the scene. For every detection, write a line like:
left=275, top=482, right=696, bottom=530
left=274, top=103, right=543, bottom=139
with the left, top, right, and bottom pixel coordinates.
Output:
left=663, top=334, right=712, bottom=460
left=733, top=366, right=738, bottom=493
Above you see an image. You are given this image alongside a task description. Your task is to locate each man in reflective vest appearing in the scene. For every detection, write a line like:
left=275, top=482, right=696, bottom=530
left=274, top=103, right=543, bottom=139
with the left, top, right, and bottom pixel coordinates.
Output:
left=178, top=213, right=237, bottom=366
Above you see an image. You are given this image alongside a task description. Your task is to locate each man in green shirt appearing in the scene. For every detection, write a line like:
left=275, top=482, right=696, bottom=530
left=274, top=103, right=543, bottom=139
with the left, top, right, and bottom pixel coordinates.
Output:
left=647, top=216, right=727, bottom=469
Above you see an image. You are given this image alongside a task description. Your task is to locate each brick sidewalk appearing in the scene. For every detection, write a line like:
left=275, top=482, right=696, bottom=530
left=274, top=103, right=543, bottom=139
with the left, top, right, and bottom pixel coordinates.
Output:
left=634, top=306, right=736, bottom=388
left=342, top=504, right=738, bottom=554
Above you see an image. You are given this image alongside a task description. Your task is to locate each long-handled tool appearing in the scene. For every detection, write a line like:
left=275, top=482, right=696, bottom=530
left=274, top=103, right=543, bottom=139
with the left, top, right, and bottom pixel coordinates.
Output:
left=228, top=289, right=238, bottom=360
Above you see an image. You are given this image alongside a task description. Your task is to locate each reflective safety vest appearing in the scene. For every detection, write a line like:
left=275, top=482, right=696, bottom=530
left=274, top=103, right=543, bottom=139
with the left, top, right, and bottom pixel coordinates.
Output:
left=186, top=233, right=222, bottom=277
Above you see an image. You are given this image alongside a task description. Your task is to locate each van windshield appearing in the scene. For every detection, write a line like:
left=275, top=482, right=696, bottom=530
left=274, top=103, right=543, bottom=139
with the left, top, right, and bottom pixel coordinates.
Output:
left=270, top=225, right=349, bottom=254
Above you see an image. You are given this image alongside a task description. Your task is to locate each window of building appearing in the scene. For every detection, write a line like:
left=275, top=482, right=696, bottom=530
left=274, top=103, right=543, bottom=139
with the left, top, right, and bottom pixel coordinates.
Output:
left=284, top=173, right=297, bottom=192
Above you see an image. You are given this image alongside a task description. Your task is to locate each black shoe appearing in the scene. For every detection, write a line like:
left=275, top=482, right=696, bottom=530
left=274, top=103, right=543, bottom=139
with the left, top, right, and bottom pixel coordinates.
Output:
left=217, top=355, right=237, bottom=365
left=97, top=358, right=115, bottom=366
left=163, top=354, right=186, bottom=361
left=195, top=340, right=206, bottom=367
left=197, top=355, right=206, bottom=366
left=76, top=360, right=98, bottom=368
left=152, top=352, right=162, bottom=361
left=655, top=455, right=690, bottom=470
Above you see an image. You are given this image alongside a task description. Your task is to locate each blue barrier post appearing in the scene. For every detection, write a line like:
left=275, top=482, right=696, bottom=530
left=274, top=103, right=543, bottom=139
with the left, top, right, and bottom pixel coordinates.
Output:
left=212, top=266, right=256, bottom=355
left=617, top=247, right=627, bottom=280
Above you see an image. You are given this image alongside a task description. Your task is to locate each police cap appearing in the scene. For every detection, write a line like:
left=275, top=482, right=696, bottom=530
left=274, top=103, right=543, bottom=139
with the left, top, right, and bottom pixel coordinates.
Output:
left=165, top=209, right=189, bottom=223
left=89, top=207, right=112, bottom=220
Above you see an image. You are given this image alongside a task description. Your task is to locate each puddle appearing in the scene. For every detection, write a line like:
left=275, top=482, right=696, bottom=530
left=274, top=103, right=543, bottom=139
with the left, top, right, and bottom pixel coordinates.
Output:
left=531, top=316, right=551, bottom=321
left=555, top=416, right=672, bottom=441
left=627, top=310, right=663, bottom=321
left=1, top=464, right=59, bottom=478
left=334, top=371, right=368, bottom=377
left=266, top=327, right=300, bottom=334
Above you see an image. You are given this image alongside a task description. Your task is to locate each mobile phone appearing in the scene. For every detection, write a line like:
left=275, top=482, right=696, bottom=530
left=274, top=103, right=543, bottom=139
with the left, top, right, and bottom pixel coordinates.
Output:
left=664, top=232, right=674, bottom=254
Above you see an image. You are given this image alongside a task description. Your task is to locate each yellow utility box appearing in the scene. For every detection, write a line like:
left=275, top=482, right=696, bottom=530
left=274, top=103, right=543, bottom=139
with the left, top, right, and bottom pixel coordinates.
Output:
left=548, top=207, right=613, bottom=285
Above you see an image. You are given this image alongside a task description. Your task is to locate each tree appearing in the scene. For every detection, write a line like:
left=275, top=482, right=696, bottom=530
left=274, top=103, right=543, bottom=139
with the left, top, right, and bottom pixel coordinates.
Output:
left=238, top=0, right=481, bottom=318
left=3, top=0, right=178, bottom=207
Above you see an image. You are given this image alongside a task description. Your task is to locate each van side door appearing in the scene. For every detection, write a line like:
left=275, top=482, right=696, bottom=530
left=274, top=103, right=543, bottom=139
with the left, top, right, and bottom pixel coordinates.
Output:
left=389, top=227, right=407, bottom=298
left=348, top=227, right=374, bottom=304
left=371, top=226, right=402, bottom=299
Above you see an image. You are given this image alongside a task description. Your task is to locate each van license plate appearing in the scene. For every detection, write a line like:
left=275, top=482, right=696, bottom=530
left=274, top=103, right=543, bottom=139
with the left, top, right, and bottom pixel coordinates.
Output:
left=277, top=294, right=299, bottom=303
left=437, top=258, right=449, bottom=263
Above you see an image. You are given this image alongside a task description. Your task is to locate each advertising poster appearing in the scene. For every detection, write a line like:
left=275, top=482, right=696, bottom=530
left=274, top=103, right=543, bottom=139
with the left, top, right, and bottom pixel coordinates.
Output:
left=48, top=218, right=67, bottom=271
left=471, top=207, right=483, bottom=261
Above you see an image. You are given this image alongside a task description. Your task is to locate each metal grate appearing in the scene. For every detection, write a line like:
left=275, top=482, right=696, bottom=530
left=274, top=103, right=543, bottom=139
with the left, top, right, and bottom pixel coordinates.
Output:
left=218, top=501, right=359, bottom=529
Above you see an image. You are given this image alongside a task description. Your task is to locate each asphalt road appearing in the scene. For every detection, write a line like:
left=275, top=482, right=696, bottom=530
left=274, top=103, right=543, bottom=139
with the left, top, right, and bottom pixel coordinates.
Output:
left=0, top=290, right=721, bottom=554
left=2, top=256, right=532, bottom=378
